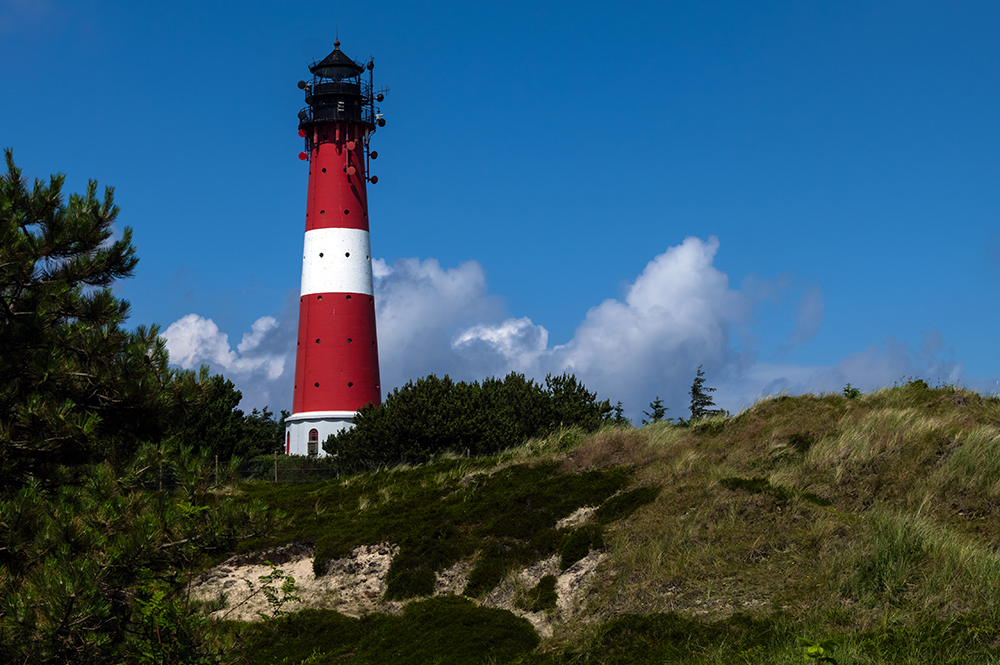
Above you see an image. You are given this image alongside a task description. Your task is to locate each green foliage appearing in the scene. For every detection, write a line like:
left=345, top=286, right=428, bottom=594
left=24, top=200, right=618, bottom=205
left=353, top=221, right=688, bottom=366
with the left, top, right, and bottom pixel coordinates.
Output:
left=842, top=383, right=862, bottom=399
left=0, top=456, right=276, bottom=663
left=240, top=461, right=628, bottom=601
left=689, top=364, right=719, bottom=421
left=234, top=597, right=540, bottom=665
left=558, top=612, right=790, bottom=663
left=641, top=396, right=667, bottom=425
left=595, top=486, right=661, bottom=524
left=0, top=154, right=287, bottom=664
left=165, top=368, right=284, bottom=461
left=517, top=575, right=558, bottom=613
left=0, top=149, right=170, bottom=482
left=797, top=636, right=840, bottom=663
left=560, top=524, right=604, bottom=570
left=326, top=372, right=613, bottom=473
left=611, top=401, right=631, bottom=427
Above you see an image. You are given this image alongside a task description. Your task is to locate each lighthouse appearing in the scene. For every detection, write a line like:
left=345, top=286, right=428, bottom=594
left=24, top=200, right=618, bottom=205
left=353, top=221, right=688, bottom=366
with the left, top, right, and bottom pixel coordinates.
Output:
left=285, top=40, right=386, bottom=456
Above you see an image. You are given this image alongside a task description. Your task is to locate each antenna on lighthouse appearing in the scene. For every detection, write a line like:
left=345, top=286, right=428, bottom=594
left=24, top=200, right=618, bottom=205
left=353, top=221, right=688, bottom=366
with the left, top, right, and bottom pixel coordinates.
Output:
left=285, top=39, right=386, bottom=456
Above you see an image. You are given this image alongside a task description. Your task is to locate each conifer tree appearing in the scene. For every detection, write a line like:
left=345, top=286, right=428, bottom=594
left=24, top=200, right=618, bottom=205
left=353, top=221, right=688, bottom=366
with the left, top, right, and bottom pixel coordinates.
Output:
left=612, top=401, right=631, bottom=426
left=689, top=365, right=718, bottom=421
left=0, top=149, right=169, bottom=483
left=642, top=396, right=667, bottom=425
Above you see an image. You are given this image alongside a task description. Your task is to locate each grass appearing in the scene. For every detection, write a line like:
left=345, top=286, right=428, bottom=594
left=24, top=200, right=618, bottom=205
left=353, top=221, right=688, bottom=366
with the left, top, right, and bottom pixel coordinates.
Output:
left=213, top=383, right=1000, bottom=663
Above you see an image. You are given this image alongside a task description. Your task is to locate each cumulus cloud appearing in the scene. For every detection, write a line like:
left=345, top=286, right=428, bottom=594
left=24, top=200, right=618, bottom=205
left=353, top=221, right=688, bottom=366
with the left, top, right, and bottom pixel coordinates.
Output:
left=373, top=237, right=752, bottom=418
left=373, top=257, right=504, bottom=385
left=164, top=236, right=966, bottom=421
left=162, top=301, right=297, bottom=410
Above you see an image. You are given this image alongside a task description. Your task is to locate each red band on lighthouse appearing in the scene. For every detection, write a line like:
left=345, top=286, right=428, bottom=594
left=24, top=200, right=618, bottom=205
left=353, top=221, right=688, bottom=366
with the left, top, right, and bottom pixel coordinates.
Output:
left=286, top=41, right=384, bottom=456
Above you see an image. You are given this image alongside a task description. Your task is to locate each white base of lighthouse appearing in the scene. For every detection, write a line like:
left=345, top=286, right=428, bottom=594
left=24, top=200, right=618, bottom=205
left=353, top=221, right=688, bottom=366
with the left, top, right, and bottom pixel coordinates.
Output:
left=284, top=411, right=357, bottom=456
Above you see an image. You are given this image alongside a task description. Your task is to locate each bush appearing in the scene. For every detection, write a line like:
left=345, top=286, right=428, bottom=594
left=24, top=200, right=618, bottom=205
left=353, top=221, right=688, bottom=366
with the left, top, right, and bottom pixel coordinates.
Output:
left=560, top=524, right=605, bottom=570
left=325, top=373, right=613, bottom=473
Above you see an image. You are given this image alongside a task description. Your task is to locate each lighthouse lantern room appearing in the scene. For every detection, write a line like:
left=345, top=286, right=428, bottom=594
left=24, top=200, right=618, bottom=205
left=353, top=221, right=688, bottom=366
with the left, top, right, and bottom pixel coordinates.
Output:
left=285, top=40, right=386, bottom=456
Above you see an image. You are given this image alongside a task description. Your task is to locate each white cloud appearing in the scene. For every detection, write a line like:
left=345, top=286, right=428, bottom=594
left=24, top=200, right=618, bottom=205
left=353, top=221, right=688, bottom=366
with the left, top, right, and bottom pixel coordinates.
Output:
left=164, top=236, right=966, bottom=421
left=373, top=257, right=504, bottom=385
left=162, top=310, right=294, bottom=409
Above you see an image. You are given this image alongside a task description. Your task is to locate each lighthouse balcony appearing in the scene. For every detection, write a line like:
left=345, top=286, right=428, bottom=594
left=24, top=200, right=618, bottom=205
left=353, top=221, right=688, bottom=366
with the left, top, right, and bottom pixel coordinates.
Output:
left=298, top=104, right=377, bottom=130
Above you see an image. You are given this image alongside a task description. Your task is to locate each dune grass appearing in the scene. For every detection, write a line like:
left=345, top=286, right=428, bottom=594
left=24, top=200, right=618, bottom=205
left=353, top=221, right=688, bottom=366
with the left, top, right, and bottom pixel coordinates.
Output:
left=222, top=382, right=1000, bottom=663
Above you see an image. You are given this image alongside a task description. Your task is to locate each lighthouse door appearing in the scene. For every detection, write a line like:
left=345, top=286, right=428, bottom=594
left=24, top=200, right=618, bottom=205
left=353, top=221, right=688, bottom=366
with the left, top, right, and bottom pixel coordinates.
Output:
left=308, top=429, right=319, bottom=456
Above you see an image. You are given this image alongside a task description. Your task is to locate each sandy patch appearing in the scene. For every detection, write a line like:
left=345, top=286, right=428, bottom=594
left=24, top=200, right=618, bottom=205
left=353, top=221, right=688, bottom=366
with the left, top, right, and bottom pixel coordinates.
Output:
left=191, top=541, right=607, bottom=635
left=191, top=542, right=398, bottom=621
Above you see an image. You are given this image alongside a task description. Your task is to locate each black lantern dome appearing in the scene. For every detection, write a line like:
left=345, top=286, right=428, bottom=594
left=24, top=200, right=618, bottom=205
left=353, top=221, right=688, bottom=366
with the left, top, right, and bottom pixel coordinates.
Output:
left=309, top=40, right=365, bottom=80
left=300, top=40, right=370, bottom=128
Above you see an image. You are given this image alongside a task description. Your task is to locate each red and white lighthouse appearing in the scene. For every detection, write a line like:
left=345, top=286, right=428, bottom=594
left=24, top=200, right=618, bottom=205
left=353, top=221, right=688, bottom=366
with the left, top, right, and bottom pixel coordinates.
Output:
left=285, top=40, right=385, bottom=456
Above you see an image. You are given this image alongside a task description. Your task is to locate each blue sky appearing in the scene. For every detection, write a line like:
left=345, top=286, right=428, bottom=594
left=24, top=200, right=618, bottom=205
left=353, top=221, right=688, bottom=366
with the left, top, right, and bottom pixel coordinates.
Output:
left=4, top=1, right=999, bottom=421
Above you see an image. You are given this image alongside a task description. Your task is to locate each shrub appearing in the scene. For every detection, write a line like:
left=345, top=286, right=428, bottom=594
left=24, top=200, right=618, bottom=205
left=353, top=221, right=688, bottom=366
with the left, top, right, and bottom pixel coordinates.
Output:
left=326, top=372, right=613, bottom=473
left=517, top=574, right=558, bottom=612
left=560, top=524, right=605, bottom=570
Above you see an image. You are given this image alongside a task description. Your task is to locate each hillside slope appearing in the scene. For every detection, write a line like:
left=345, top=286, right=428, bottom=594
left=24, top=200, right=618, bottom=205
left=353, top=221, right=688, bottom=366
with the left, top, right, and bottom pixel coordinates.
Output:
left=210, top=381, right=1000, bottom=664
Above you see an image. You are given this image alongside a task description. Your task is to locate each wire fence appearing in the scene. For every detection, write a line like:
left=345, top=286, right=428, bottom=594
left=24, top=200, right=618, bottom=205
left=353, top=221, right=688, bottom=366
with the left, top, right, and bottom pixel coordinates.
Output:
left=145, top=455, right=343, bottom=489
left=235, top=457, right=341, bottom=483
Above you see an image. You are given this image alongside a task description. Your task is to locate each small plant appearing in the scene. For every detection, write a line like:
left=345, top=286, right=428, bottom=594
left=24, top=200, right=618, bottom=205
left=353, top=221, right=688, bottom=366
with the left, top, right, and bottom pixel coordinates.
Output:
left=797, top=636, right=839, bottom=663
left=842, top=383, right=861, bottom=399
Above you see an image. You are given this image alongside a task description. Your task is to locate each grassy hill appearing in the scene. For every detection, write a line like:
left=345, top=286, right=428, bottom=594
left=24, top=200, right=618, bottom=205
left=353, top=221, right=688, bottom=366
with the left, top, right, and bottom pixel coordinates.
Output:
left=215, top=380, right=1000, bottom=664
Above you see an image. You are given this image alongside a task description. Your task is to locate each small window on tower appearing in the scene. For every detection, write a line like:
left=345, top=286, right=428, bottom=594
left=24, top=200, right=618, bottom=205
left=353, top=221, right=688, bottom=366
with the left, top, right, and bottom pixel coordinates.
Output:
left=308, top=429, right=319, bottom=456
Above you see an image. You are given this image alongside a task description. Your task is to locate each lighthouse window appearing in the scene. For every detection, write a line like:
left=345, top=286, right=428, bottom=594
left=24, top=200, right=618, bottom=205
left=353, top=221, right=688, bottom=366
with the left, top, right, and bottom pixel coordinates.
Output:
left=348, top=382, right=354, bottom=387
left=320, top=209, right=326, bottom=215
left=322, top=168, right=327, bottom=173
left=317, top=295, right=323, bottom=300
left=315, top=338, right=321, bottom=343
left=346, top=295, right=352, bottom=300
left=347, top=338, right=352, bottom=344
left=345, top=252, right=350, bottom=257
left=319, top=252, right=324, bottom=257
left=308, top=429, right=319, bottom=456
left=314, top=382, right=320, bottom=387
left=344, top=209, right=350, bottom=215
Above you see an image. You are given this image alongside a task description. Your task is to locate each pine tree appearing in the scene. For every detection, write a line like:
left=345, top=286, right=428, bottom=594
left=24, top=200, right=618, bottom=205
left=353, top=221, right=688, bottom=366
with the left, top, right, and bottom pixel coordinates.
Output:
left=689, top=365, right=718, bottom=421
left=0, top=149, right=169, bottom=483
left=612, top=401, right=631, bottom=427
left=642, top=396, right=667, bottom=425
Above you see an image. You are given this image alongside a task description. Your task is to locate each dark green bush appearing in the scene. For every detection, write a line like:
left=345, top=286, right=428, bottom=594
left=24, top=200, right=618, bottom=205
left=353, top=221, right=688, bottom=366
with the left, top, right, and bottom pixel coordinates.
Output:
left=236, top=597, right=540, bottom=665
left=325, top=372, right=613, bottom=473
left=517, top=574, right=558, bottom=613
left=560, top=524, right=605, bottom=570
left=595, top=487, right=661, bottom=524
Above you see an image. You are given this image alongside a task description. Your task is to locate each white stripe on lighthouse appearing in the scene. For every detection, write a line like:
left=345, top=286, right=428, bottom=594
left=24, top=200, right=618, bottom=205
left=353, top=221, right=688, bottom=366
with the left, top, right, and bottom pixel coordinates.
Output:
left=300, top=228, right=375, bottom=296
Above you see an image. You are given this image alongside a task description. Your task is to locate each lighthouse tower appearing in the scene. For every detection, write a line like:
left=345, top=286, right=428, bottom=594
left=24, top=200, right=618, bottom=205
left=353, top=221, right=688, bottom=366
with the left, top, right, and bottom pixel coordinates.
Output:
left=285, top=40, right=386, bottom=456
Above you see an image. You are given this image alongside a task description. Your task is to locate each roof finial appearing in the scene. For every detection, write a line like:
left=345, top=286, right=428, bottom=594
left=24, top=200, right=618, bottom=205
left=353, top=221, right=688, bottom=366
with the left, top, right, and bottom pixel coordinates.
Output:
left=334, top=26, right=340, bottom=50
